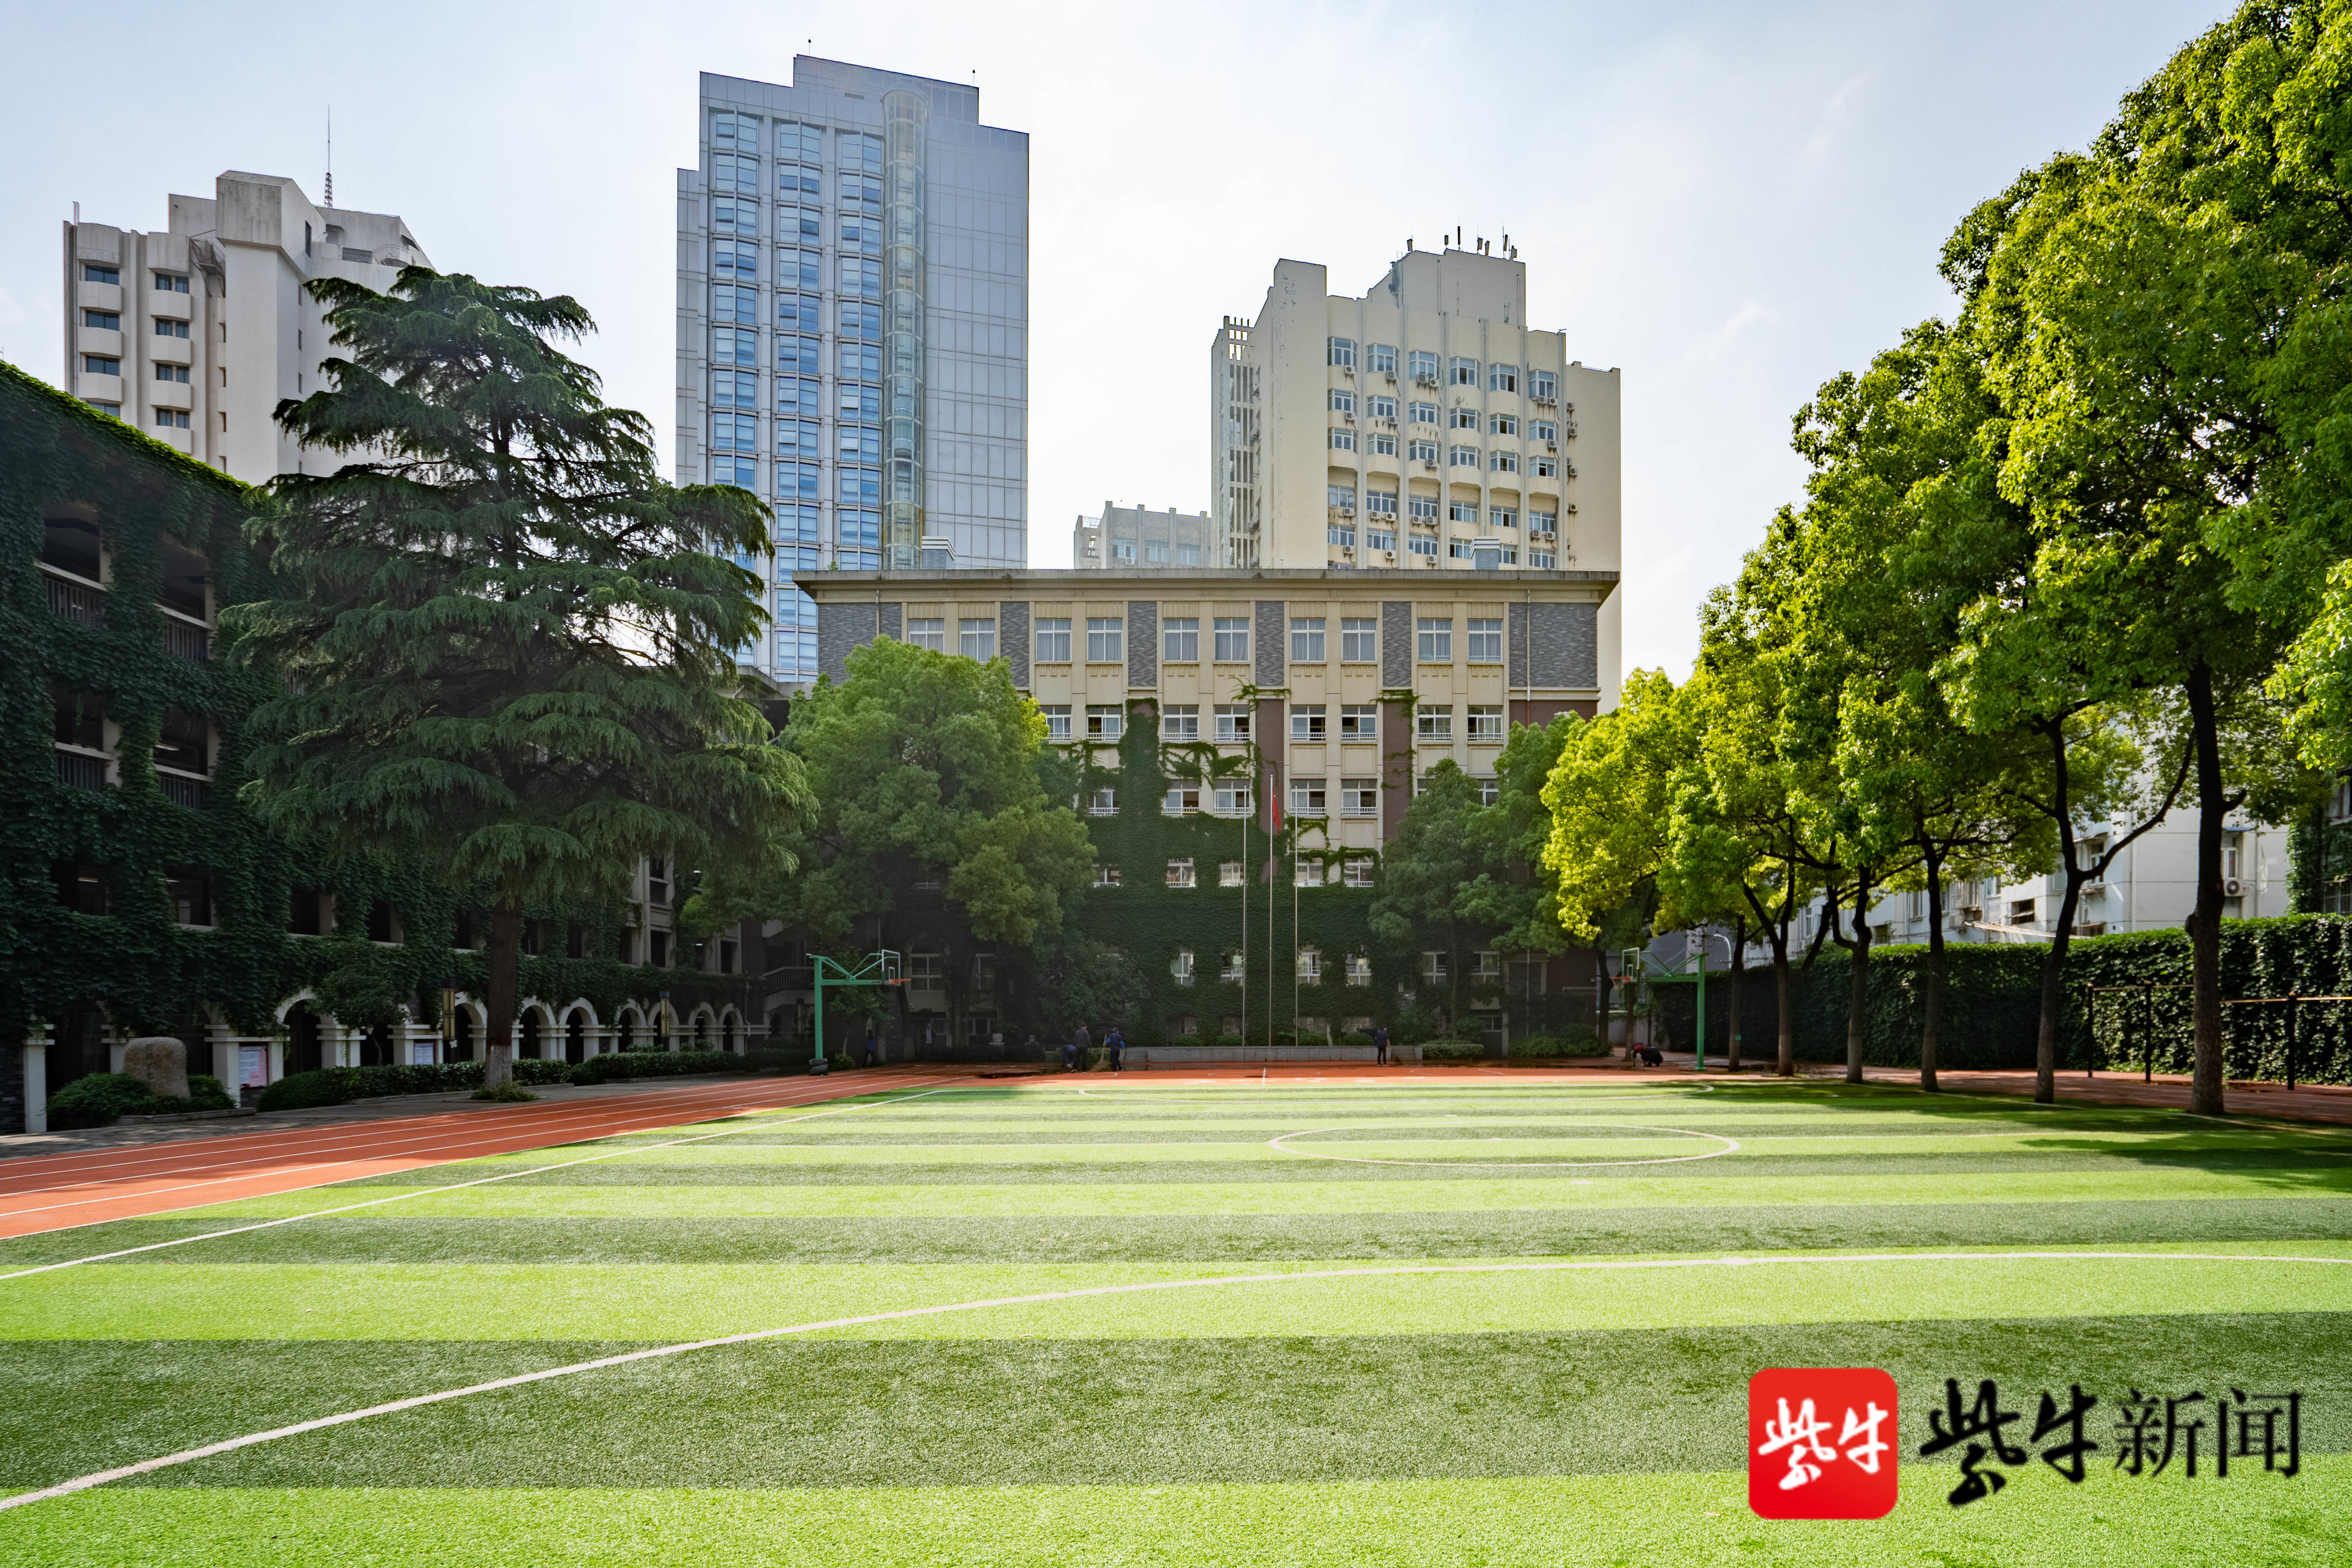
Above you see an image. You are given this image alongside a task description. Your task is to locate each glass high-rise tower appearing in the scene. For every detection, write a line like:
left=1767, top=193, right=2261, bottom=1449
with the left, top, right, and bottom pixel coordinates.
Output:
left=677, top=60, right=1029, bottom=688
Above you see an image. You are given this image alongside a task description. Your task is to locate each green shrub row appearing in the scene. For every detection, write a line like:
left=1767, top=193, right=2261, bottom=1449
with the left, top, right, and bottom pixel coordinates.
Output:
left=45, top=1072, right=234, bottom=1129
left=250, top=1049, right=795, bottom=1112
left=1648, top=915, right=2352, bottom=1083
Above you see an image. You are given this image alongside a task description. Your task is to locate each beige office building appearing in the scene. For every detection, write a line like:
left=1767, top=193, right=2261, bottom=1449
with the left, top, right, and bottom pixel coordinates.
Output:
left=61, top=172, right=432, bottom=480
left=1211, top=245, right=1621, bottom=702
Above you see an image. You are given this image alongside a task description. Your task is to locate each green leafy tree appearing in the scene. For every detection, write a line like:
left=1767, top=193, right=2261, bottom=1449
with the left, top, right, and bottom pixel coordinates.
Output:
left=227, top=268, right=808, bottom=1085
left=1460, top=712, right=1580, bottom=1040
left=765, top=637, right=1093, bottom=1013
left=1369, top=762, right=1488, bottom=1032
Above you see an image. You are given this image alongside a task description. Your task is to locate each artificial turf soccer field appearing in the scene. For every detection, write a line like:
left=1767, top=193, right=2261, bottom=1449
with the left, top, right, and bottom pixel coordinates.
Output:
left=0, top=1075, right=2349, bottom=1565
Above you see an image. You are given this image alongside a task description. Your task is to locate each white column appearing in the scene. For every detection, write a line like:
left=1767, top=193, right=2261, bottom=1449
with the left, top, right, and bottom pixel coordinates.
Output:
left=22, top=1035, right=48, bottom=1134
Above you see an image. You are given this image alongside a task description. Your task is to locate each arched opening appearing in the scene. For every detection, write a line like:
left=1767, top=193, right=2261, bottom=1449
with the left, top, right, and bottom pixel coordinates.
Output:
left=695, top=1009, right=714, bottom=1048
left=450, top=1007, right=476, bottom=1062
left=285, top=1002, right=324, bottom=1075
left=47, top=1001, right=110, bottom=1094
left=615, top=1009, right=639, bottom=1052
left=564, top=1010, right=587, bottom=1064
left=168, top=1002, right=213, bottom=1080
left=519, top=1009, right=544, bottom=1060
left=361, top=1020, right=396, bottom=1067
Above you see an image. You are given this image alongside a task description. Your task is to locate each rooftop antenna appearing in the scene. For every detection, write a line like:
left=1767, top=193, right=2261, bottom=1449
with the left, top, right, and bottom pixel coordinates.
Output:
left=324, top=106, right=333, bottom=207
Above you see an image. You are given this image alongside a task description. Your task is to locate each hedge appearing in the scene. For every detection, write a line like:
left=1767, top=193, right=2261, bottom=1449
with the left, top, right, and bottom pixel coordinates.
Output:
left=248, top=1048, right=815, bottom=1111
left=45, top=1071, right=234, bottom=1129
left=1648, top=914, right=2352, bottom=1083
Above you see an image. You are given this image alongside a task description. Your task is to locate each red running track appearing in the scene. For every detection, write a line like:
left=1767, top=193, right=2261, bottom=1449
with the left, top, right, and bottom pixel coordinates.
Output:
left=0, top=1069, right=964, bottom=1240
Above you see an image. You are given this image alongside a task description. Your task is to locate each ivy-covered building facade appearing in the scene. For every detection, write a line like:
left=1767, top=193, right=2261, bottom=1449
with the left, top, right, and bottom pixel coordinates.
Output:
left=795, top=564, right=1618, bottom=1050
left=3, top=363, right=762, bottom=1132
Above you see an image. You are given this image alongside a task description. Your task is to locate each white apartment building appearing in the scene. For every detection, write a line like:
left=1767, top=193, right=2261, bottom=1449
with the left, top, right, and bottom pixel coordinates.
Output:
left=1073, top=503, right=1214, bottom=570
left=677, top=59, right=1030, bottom=691
left=1209, top=245, right=1623, bottom=705
left=61, top=172, right=432, bottom=481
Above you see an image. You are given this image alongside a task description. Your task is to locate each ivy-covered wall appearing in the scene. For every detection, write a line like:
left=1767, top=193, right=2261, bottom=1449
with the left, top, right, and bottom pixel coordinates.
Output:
left=1651, top=915, right=2352, bottom=1082
left=1, top=362, right=747, bottom=1120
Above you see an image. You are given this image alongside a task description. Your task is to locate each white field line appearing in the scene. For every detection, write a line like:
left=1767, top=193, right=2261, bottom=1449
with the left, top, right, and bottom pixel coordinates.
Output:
left=3, top=1246, right=2349, bottom=1513
left=1268, top=1121, right=1741, bottom=1169
left=0, top=1083, right=961, bottom=1284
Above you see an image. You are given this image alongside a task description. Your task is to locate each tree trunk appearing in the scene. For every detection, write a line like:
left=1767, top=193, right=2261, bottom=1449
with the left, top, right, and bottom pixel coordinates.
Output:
left=2186, top=662, right=2227, bottom=1117
left=1591, top=941, right=1611, bottom=1044
left=2034, top=876, right=2083, bottom=1105
left=1846, top=875, right=1873, bottom=1086
left=484, top=894, right=523, bottom=1088
left=1726, top=916, right=1746, bottom=1072
left=1921, top=850, right=1945, bottom=1094
left=1773, top=928, right=1796, bottom=1078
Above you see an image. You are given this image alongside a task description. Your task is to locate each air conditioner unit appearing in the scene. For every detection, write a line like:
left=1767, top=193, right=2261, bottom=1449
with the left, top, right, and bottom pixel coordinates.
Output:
left=1383, top=549, right=1396, bottom=562
left=1421, top=461, right=1437, bottom=472
left=1546, top=440, right=1558, bottom=451
left=1343, top=413, right=1355, bottom=423
left=1384, top=373, right=1397, bottom=383
left=2223, top=877, right=2244, bottom=897
left=1340, top=506, right=1356, bottom=516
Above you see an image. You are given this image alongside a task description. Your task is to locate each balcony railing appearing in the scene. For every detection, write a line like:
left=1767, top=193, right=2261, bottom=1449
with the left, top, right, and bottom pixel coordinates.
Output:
left=164, top=617, right=210, bottom=662
left=159, top=771, right=211, bottom=809
left=43, top=570, right=106, bottom=627
left=55, top=748, right=107, bottom=790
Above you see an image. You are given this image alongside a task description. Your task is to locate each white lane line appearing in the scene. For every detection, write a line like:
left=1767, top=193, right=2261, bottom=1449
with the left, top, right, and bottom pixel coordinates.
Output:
left=3, top=1244, right=2347, bottom=1513
left=0, top=1083, right=960, bottom=1283
left=1268, top=1120, right=1740, bottom=1169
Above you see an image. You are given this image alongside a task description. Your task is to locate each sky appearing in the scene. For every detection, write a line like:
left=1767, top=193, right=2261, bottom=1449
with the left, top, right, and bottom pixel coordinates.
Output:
left=0, top=0, right=2228, bottom=679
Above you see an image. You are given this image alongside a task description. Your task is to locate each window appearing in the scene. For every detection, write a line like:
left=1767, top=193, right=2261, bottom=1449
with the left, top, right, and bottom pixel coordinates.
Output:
left=1417, top=619, right=1453, bottom=661
left=1449, top=356, right=1479, bottom=386
left=1467, top=618, right=1504, bottom=663
left=1488, top=412, right=1518, bottom=437
left=839, top=255, right=883, bottom=298
left=1330, top=389, right=1356, bottom=414
left=1214, top=782, right=1254, bottom=816
left=1450, top=406, right=1482, bottom=430
left=1531, top=420, right=1557, bottom=444
left=1340, top=619, right=1379, bottom=664
left=1529, top=508, right=1557, bottom=534
left=1086, top=705, right=1124, bottom=740
left=155, top=363, right=191, bottom=384
left=1342, top=778, right=1379, bottom=817
left=82, top=309, right=120, bottom=331
left=1297, top=946, right=1323, bottom=982
left=1328, top=336, right=1357, bottom=369
left=711, top=197, right=758, bottom=239
left=710, top=239, right=757, bottom=282
left=778, top=203, right=823, bottom=242
left=839, top=215, right=882, bottom=255
left=1365, top=491, right=1398, bottom=518
left=710, top=411, right=757, bottom=454
left=1171, top=950, right=1197, bottom=988
left=1408, top=401, right=1438, bottom=425
left=838, top=300, right=882, bottom=342
left=1290, top=778, right=1327, bottom=817
left=1370, top=343, right=1397, bottom=375
left=1036, top=617, right=1072, bottom=662
left=2010, top=898, right=2038, bottom=927
left=1327, top=484, right=1357, bottom=511
left=153, top=318, right=190, bottom=339
left=1532, top=370, right=1558, bottom=401
left=779, top=247, right=822, bottom=289
left=1093, top=863, right=1123, bottom=887
left=1340, top=703, right=1379, bottom=740
left=1532, top=457, right=1557, bottom=479
left=152, top=409, right=191, bottom=429
left=906, top=617, right=945, bottom=651
left=1291, top=705, right=1327, bottom=741
left=1368, top=395, right=1397, bottom=420
left=1408, top=439, right=1439, bottom=464
left=1041, top=704, right=1072, bottom=741
left=711, top=109, right=761, bottom=153
left=1087, top=617, right=1123, bottom=662
left=1163, top=617, right=1199, bottom=662
left=776, top=418, right=820, bottom=460
left=1490, top=451, right=1520, bottom=474
left=776, top=458, right=821, bottom=501
left=1449, top=501, right=1480, bottom=525
left=1370, top=432, right=1398, bottom=456
left=1214, top=704, right=1251, bottom=742
left=1219, top=860, right=1246, bottom=889
left=710, top=284, right=757, bottom=326
left=1423, top=951, right=1450, bottom=984
left=1408, top=533, right=1438, bottom=558
left=1488, top=508, right=1517, bottom=530
left=959, top=618, right=996, bottom=659
left=839, top=342, right=882, bottom=380
left=1291, top=618, right=1327, bottom=662
left=1213, top=617, right=1250, bottom=663
left=1176, top=544, right=1201, bottom=566
left=1467, top=704, right=1506, bottom=742
left=711, top=152, right=759, bottom=195
left=1418, top=705, right=1454, bottom=741
left=712, top=369, right=756, bottom=409
left=1295, top=859, right=1326, bottom=888
left=1089, top=786, right=1120, bottom=816
left=1329, top=426, right=1356, bottom=451
left=1164, top=785, right=1200, bottom=815
left=713, top=328, right=756, bottom=367
left=1344, top=858, right=1376, bottom=891
left=1449, top=539, right=1474, bottom=560
left=1162, top=705, right=1200, bottom=740
left=709, top=454, right=756, bottom=489
left=1530, top=550, right=1558, bottom=569
left=839, top=172, right=884, bottom=213
left=1409, top=350, right=1439, bottom=382
left=82, top=264, right=120, bottom=284
left=1111, top=539, right=1137, bottom=562
left=1220, top=950, right=1247, bottom=982
left=1488, top=364, right=1519, bottom=393
left=1145, top=541, right=1169, bottom=564
left=1449, top=445, right=1480, bottom=467
left=1167, top=858, right=1196, bottom=888
left=840, top=129, right=883, bottom=172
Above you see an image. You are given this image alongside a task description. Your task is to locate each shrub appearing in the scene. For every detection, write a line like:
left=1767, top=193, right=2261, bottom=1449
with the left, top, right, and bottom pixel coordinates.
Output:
left=43, top=1070, right=237, bottom=1128
left=1211, top=1033, right=1245, bottom=1050
left=568, top=1049, right=753, bottom=1085
left=1420, top=1040, right=1486, bottom=1061
left=1510, top=1031, right=1607, bottom=1059
left=473, top=1079, right=538, bottom=1102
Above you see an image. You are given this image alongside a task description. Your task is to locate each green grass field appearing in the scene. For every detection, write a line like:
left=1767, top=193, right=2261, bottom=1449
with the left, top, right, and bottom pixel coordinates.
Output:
left=2, top=1076, right=2348, bottom=1565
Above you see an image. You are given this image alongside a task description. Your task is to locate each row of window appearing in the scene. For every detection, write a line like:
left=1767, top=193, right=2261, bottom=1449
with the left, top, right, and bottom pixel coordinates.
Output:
left=1102, top=538, right=1205, bottom=566
left=1024, top=614, right=1500, bottom=666
left=712, top=198, right=887, bottom=256
left=1326, top=341, right=1560, bottom=400
left=1329, top=392, right=1564, bottom=443
left=79, top=264, right=189, bottom=292
left=713, top=330, right=888, bottom=381
left=1326, top=489, right=1558, bottom=531
left=1043, top=701, right=1507, bottom=746
left=711, top=112, right=879, bottom=171
left=1330, top=431, right=1555, bottom=476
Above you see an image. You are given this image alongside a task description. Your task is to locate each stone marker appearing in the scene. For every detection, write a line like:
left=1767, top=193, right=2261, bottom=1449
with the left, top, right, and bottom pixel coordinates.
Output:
left=121, top=1037, right=190, bottom=1101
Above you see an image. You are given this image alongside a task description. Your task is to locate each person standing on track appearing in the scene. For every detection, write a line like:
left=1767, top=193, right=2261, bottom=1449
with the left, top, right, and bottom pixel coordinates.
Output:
left=1373, top=1024, right=1390, bottom=1066
left=1105, top=1025, right=1126, bottom=1073
left=1074, top=1022, right=1092, bottom=1072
